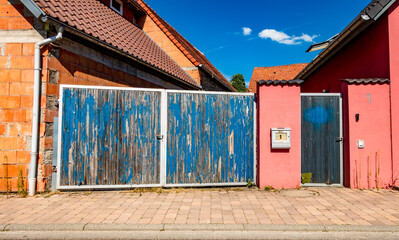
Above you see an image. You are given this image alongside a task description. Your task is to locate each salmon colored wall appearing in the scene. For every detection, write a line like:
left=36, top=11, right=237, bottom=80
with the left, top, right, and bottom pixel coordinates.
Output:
left=257, top=84, right=301, bottom=189
left=341, top=82, right=392, bottom=189
left=301, top=14, right=390, bottom=93
left=388, top=1, right=399, bottom=186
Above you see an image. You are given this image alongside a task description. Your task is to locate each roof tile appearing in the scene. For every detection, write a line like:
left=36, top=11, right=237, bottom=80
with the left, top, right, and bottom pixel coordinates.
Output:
left=248, top=63, right=308, bottom=93
left=33, top=0, right=199, bottom=88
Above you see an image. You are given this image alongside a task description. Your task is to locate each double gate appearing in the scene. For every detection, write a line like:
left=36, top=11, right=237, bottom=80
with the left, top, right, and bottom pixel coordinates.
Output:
left=56, top=85, right=256, bottom=190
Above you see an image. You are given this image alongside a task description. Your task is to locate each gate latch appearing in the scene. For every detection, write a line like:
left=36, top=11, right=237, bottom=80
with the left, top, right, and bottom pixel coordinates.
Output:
left=157, top=135, right=164, bottom=140
left=336, top=137, right=343, bottom=142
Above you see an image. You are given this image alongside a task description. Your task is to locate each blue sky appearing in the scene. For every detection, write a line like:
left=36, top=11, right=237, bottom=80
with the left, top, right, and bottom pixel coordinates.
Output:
left=145, top=0, right=370, bottom=86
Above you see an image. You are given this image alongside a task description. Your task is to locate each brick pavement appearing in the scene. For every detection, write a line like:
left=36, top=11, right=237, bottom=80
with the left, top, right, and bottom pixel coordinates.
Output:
left=1, top=187, right=399, bottom=226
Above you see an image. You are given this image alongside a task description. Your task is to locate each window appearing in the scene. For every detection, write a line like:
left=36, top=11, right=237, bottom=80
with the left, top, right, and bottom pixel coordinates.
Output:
left=111, top=0, right=123, bottom=15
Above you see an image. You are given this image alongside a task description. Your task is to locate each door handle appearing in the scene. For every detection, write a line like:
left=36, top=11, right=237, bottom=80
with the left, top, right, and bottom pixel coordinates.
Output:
left=157, top=135, right=164, bottom=140
left=336, top=137, right=343, bottom=142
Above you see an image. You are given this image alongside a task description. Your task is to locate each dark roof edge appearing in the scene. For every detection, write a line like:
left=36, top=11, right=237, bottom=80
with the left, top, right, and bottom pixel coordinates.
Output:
left=20, top=0, right=46, bottom=18
left=46, top=16, right=202, bottom=90
left=296, top=0, right=396, bottom=80
left=341, top=78, right=390, bottom=84
left=257, top=79, right=304, bottom=86
left=198, top=64, right=237, bottom=92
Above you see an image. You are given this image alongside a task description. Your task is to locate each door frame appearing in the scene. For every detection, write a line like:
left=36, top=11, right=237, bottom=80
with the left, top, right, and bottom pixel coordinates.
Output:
left=300, top=93, right=343, bottom=187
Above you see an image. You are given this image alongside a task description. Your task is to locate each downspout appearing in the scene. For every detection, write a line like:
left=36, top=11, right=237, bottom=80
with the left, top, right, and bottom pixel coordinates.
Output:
left=28, top=26, right=64, bottom=196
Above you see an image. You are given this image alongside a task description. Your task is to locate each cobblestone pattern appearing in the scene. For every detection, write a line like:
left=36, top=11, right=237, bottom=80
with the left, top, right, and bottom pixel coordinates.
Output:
left=1, top=188, right=399, bottom=226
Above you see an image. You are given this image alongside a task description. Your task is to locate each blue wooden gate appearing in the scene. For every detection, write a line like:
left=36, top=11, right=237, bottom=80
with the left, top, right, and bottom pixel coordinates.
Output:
left=166, top=91, right=255, bottom=186
left=57, top=86, right=255, bottom=189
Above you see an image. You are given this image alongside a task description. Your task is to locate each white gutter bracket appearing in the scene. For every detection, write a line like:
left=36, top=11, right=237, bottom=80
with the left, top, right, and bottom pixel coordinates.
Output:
left=28, top=26, right=64, bottom=196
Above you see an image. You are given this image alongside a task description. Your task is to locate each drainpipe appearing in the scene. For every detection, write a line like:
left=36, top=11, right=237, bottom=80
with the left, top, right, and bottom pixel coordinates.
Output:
left=28, top=26, right=64, bottom=196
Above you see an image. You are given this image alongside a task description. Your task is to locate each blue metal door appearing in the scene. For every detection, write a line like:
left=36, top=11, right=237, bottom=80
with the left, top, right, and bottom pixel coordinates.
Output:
left=301, top=94, right=342, bottom=185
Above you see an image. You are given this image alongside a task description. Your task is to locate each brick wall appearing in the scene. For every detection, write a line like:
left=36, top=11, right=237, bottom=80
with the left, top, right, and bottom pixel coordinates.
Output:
left=0, top=0, right=38, bottom=192
left=0, top=1, right=182, bottom=192
left=142, top=16, right=201, bottom=84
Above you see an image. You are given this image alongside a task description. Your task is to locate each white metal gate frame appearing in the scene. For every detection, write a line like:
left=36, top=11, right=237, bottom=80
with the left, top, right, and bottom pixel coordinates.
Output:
left=56, top=85, right=257, bottom=190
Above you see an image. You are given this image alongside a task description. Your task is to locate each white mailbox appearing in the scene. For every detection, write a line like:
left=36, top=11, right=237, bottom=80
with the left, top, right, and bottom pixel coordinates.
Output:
left=271, top=128, right=291, bottom=149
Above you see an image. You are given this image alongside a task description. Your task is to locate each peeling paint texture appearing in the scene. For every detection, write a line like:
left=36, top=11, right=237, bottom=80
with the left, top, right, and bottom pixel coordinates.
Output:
left=61, top=88, right=161, bottom=186
left=166, top=93, right=255, bottom=184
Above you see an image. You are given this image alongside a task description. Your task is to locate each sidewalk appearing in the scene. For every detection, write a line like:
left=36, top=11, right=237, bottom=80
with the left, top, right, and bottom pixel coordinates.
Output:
left=1, top=187, right=399, bottom=226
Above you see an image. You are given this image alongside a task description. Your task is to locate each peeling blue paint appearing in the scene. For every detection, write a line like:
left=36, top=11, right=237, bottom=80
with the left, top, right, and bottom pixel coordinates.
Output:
left=61, top=88, right=161, bottom=186
left=166, top=93, right=254, bottom=184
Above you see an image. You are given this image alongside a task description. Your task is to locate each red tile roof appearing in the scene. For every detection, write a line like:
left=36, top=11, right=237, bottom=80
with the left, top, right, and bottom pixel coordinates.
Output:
left=135, top=0, right=236, bottom=92
left=33, top=0, right=200, bottom=88
left=248, top=63, right=308, bottom=93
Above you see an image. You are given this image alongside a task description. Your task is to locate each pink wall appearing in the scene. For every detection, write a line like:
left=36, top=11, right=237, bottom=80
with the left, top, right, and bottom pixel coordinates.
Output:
left=302, top=14, right=390, bottom=93
left=257, top=84, right=301, bottom=189
left=388, top=1, right=399, bottom=186
left=342, top=82, right=392, bottom=189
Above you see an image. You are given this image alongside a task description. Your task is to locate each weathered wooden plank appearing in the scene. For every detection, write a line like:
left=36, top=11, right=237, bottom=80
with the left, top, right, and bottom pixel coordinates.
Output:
left=166, top=92, right=254, bottom=184
left=301, top=96, right=340, bottom=184
left=60, top=88, right=161, bottom=186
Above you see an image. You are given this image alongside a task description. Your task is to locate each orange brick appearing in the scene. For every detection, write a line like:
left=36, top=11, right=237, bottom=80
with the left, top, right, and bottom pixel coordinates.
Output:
left=48, top=56, right=69, bottom=74
left=16, top=151, right=30, bottom=164
left=40, top=136, right=52, bottom=150
left=8, top=17, right=33, bottom=30
left=9, top=56, right=34, bottom=69
left=7, top=122, right=19, bottom=136
left=0, top=82, right=10, bottom=95
left=20, top=95, right=33, bottom=108
left=41, top=164, right=53, bottom=178
left=0, top=136, right=26, bottom=150
left=9, top=82, right=33, bottom=95
left=0, top=95, right=20, bottom=108
left=38, top=122, right=45, bottom=136
left=0, top=178, right=18, bottom=192
left=25, top=108, right=32, bottom=122
left=0, top=123, right=5, bottom=136
left=46, top=83, right=58, bottom=95
left=0, top=109, right=26, bottom=122
left=6, top=69, right=21, bottom=82
left=19, top=122, right=31, bottom=135
left=21, top=69, right=34, bottom=82
left=44, top=109, right=58, bottom=123
left=0, top=5, right=23, bottom=17
left=0, top=164, right=28, bottom=178
left=0, top=151, right=17, bottom=164
left=36, top=177, right=47, bottom=192
left=5, top=43, right=22, bottom=55
left=0, top=18, right=7, bottom=30
left=0, top=56, right=8, bottom=68
left=22, top=43, right=35, bottom=56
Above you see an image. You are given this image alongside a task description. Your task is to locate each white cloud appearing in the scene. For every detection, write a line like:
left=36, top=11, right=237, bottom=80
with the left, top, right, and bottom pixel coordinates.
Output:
left=258, top=29, right=318, bottom=45
left=242, top=27, right=252, bottom=36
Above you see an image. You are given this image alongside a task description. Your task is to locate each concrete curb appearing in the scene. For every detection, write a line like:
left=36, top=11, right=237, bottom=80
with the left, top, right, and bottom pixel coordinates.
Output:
left=2, top=224, right=399, bottom=233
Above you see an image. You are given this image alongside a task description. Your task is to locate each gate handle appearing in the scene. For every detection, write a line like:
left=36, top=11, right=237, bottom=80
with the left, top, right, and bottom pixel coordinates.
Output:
left=336, top=137, right=343, bottom=142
